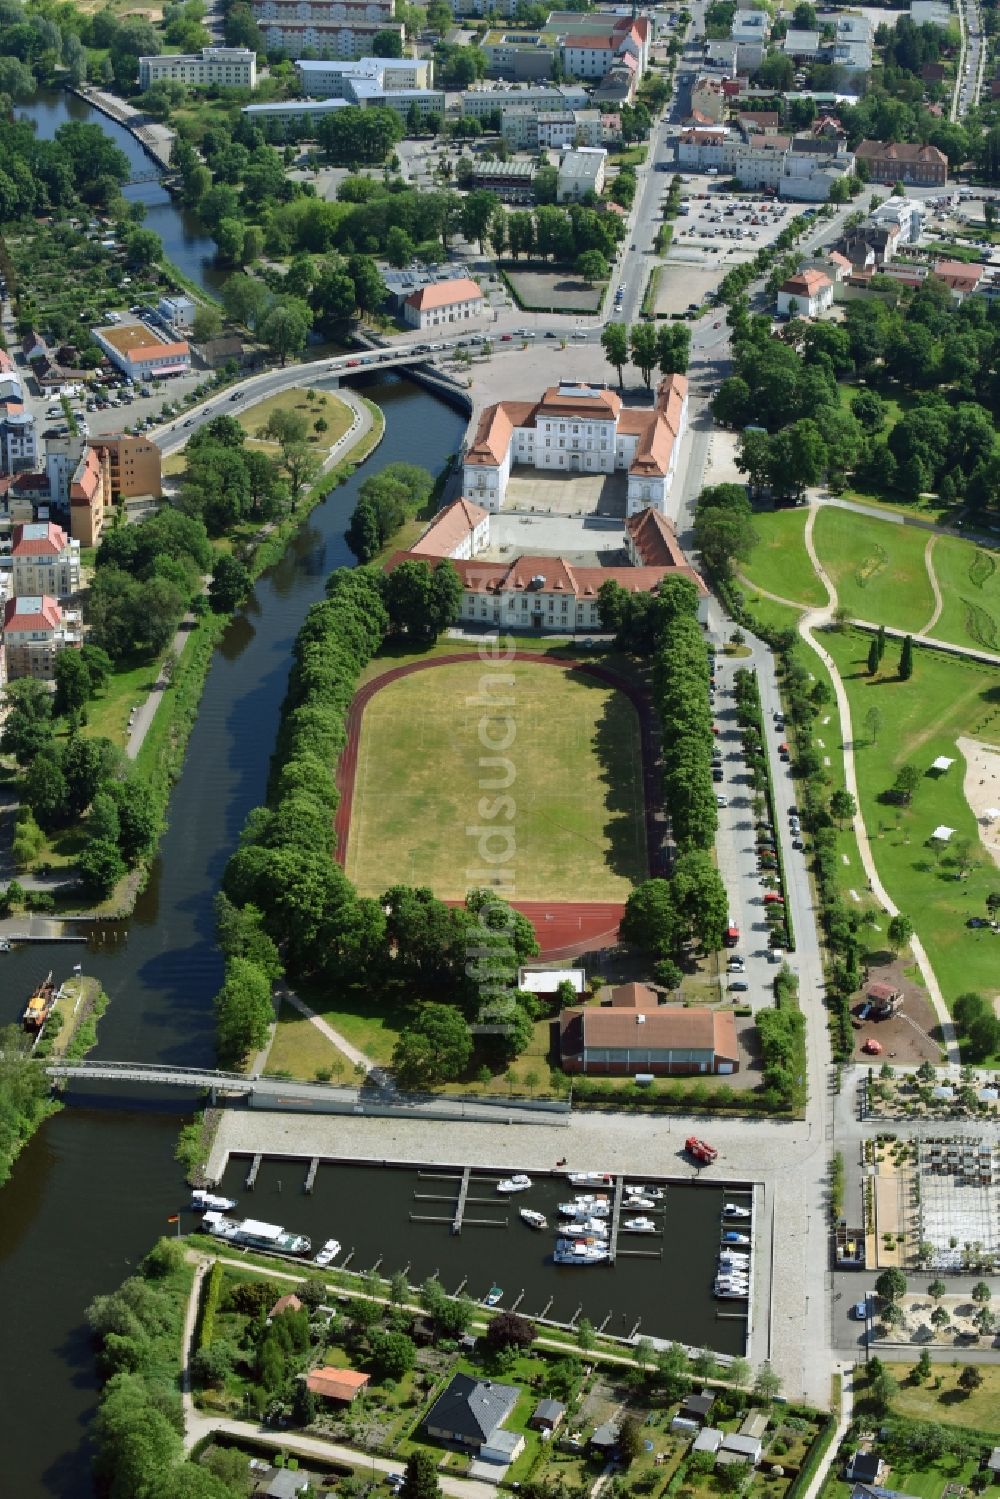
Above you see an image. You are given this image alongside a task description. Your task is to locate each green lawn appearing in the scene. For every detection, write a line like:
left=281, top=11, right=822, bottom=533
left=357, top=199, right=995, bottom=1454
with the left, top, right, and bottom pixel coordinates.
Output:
left=344, top=658, right=648, bottom=901
left=823, top=628, right=1000, bottom=1012
left=742, top=508, right=827, bottom=607
left=264, top=999, right=358, bottom=1081
left=82, top=656, right=161, bottom=747
left=813, top=506, right=935, bottom=633
left=926, top=534, right=1000, bottom=654
left=889, top=1362, right=1000, bottom=1434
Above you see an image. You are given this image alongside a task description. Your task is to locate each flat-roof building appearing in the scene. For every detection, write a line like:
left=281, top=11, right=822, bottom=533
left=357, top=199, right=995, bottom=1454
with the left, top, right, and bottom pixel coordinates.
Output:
left=138, top=46, right=257, bottom=90
left=91, top=319, right=190, bottom=381
left=556, top=145, right=607, bottom=200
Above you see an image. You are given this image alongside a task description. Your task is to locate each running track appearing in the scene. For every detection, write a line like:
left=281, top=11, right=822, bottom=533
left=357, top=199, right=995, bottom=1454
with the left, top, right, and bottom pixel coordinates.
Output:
left=334, top=653, right=664, bottom=959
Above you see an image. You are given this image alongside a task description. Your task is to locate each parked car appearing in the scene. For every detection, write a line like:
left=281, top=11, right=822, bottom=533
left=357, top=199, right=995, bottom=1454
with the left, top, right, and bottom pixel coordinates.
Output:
left=728, top=979, right=749, bottom=993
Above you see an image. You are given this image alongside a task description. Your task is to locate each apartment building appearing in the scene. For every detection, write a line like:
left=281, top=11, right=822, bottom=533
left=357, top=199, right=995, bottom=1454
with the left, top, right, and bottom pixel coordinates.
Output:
left=854, top=139, right=949, bottom=186
left=0, top=410, right=36, bottom=476
left=11, top=522, right=81, bottom=599
left=138, top=47, right=257, bottom=90
left=556, top=145, right=607, bottom=201
left=2, top=595, right=82, bottom=682
left=93, top=433, right=162, bottom=501
left=295, top=56, right=433, bottom=96
left=459, top=82, right=589, bottom=118
left=69, top=446, right=109, bottom=548
left=252, top=0, right=403, bottom=60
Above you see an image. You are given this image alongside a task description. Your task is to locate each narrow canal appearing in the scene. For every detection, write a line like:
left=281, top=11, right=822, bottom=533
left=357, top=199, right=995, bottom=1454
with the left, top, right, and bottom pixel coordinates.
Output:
left=0, top=375, right=467, bottom=1499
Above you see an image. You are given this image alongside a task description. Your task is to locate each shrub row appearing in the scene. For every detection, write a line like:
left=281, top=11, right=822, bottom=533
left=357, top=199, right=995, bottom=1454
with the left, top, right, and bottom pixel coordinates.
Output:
left=653, top=605, right=717, bottom=851
left=732, top=664, right=795, bottom=953
left=198, top=1259, right=225, bottom=1353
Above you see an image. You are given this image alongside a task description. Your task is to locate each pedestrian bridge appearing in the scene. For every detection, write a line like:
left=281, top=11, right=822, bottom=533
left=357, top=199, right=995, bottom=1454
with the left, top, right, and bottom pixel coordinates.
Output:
left=44, top=1060, right=570, bottom=1125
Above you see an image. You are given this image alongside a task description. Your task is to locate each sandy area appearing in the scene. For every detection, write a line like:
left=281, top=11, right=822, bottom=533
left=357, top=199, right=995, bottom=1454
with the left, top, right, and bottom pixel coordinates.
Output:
left=958, top=736, right=1000, bottom=870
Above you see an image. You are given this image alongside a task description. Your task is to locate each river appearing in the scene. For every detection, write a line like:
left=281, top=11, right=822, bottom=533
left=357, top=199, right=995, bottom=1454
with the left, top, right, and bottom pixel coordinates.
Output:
left=17, top=88, right=227, bottom=298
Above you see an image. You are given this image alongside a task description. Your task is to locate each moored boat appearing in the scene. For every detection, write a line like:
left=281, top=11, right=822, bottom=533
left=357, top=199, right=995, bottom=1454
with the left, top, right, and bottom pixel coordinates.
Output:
left=722, top=1230, right=750, bottom=1246
left=625, top=1194, right=657, bottom=1210
left=315, top=1238, right=341, bottom=1266
left=22, top=971, right=56, bottom=1034
left=484, top=1285, right=503, bottom=1306
left=722, top=1202, right=751, bottom=1219
left=558, top=1214, right=608, bottom=1236
left=520, top=1208, right=547, bottom=1230
left=553, top=1236, right=609, bottom=1265
left=191, top=1189, right=238, bottom=1213
left=497, top=1174, right=532, bottom=1193
left=558, top=1195, right=610, bottom=1218
left=622, top=1216, right=657, bottom=1234
left=566, top=1171, right=613, bottom=1187
left=625, top=1184, right=663, bottom=1201
left=201, top=1212, right=311, bottom=1255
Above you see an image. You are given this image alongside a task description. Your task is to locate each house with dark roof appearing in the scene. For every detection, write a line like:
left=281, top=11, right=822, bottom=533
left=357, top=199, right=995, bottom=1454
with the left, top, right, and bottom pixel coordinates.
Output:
left=681, top=1392, right=716, bottom=1423
left=530, top=1398, right=567, bottom=1431
left=845, top=1453, right=885, bottom=1485
left=425, top=1374, right=523, bottom=1460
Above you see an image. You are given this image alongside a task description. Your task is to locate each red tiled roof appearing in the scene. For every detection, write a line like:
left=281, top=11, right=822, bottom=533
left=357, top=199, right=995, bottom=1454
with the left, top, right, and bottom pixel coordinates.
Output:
left=934, top=259, right=983, bottom=290
left=406, top=277, right=483, bottom=312
left=626, top=508, right=687, bottom=569
left=781, top=269, right=832, bottom=295
left=70, top=447, right=103, bottom=505
left=560, top=1004, right=739, bottom=1061
left=270, top=1294, right=303, bottom=1317
left=306, top=1367, right=370, bottom=1401
left=3, top=595, right=62, bottom=633
left=11, top=522, right=69, bottom=558
left=411, top=497, right=489, bottom=557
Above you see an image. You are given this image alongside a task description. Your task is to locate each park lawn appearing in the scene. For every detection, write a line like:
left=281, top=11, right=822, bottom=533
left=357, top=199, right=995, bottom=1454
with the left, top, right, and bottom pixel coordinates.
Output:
left=294, top=979, right=409, bottom=1067
left=240, top=387, right=350, bottom=451
left=926, top=534, right=1000, bottom=654
left=344, top=659, right=648, bottom=902
left=82, top=656, right=161, bottom=748
left=822, top=628, right=1000, bottom=1013
left=889, top=1362, right=1000, bottom=1434
left=357, top=636, right=599, bottom=687
left=742, top=508, right=827, bottom=607
left=263, top=1000, right=358, bottom=1081
left=813, top=506, right=935, bottom=634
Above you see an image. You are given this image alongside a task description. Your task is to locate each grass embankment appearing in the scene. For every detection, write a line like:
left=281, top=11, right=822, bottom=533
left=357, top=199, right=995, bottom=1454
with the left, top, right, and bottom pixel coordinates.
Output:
left=927, top=534, right=1000, bottom=653
left=823, top=627, right=1000, bottom=1013
left=344, top=657, right=647, bottom=902
left=240, top=387, right=352, bottom=455
left=812, top=507, right=935, bottom=634
left=741, top=508, right=827, bottom=607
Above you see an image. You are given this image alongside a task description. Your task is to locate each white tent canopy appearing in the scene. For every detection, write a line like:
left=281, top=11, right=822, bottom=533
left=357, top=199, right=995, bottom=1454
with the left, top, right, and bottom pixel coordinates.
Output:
left=931, top=756, right=955, bottom=772
left=931, top=825, right=956, bottom=842
left=983, top=808, right=1000, bottom=820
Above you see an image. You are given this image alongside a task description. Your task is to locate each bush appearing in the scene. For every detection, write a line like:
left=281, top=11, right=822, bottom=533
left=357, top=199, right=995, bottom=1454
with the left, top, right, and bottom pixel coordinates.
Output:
left=198, top=1261, right=224, bottom=1351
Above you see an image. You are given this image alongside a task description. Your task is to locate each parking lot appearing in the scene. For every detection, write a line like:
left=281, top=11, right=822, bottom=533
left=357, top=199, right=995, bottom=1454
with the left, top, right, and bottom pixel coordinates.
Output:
left=673, top=183, right=793, bottom=257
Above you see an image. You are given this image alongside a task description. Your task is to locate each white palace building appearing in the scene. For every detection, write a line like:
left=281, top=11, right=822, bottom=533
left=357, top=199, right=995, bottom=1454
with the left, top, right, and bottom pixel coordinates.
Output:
left=461, top=376, right=689, bottom=517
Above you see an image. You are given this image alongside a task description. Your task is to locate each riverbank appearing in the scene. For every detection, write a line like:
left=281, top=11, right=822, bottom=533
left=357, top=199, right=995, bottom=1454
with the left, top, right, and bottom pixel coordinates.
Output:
left=68, top=83, right=174, bottom=169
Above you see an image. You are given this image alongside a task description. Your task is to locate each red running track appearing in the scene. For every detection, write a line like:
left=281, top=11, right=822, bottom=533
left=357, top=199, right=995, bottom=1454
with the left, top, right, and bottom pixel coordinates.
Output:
left=334, top=652, right=663, bottom=960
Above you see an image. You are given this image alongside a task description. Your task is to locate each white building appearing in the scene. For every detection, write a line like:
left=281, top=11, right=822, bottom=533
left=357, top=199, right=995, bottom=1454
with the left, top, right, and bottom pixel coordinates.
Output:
left=295, top=56, right=433, bottom=95
left=462, top=377, right=689, bottom=516
left=0, top=410, right=37, bottom=475
left=2, top=595, right=83, bottom=682
left=870, top=196, right=926, bottom=244
left=677, top=128, right=854, bottom=201
left=403, top=277, right=484, bottom=330
left=157, top=295, right=198, bottom=328
left=91, top=320, right=191, bottom=381
left=459, top=82, right=589, bottom=118
left=556, top=145, right=607, bottom=201
left=410, top=497, right=491, bottom=560
left=138, top=46, right=257, bottom=90
left=910, top=0, right=953, bottom=24
left=11, top=521, right=80, bottom=599
left=777, top=268, right=834, bottom=318
left=783, top=27, right=821, bottom=58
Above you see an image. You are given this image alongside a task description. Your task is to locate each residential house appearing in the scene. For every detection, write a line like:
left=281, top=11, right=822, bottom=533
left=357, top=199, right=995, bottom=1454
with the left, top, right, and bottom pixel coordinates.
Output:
left=21, top=330, right=48, bottom=364
left=158, top=295, right=198, bottom=328
left=934, top=258, right=983, bottom=302
left=783, top=27, right=820, bottom=58
left=776, top=268, right=834, bottom=318
left=425, top=1374, right=523, bottom=1460
left=3, top=594, right=82, bottom=681
left=845, top=1455, right=886, bottom=1485
left=68, top=445, right=109, bottom=548
left=559, top=986, right=741, bottom=1076
left=305, top=1367, right=371, bottom=1403
left=11, top=522, right=80, bottom=599
left=403, top=277, right=484, bottom=330
left=269, top=1293, right=303, bottom=1318
left=529, top=1399, right=566, bottom=1432
left=717, top=1433, right=763, bottom=1467
left=590, top=1420, right=620, bottom=1453
left=737, top=110, right=780, bottom=135
left=841, top=220, right=900, bottom=268
left=556, top=146, right=607, bottom=201
left=854, top=139, right=948, bottom=186
left=681, top=1393, right=716, bottom=1423
left=693, top=1429, right=724, bottom=1455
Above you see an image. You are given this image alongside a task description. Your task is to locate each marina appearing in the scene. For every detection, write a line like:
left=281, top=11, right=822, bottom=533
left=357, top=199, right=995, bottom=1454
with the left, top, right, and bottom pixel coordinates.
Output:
left=198, top=1154, right=756, bottom=1353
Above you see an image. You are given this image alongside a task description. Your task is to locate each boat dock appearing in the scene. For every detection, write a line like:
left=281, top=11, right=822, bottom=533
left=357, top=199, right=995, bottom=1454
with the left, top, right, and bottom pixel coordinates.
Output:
left=304, top=1158, right=319, bottom=1194
left=608, top=1174, right=625, bottom=1263
left=452, top=1165, right=472, bottom=1235
left=245, top=1154, right=262, bottom=1190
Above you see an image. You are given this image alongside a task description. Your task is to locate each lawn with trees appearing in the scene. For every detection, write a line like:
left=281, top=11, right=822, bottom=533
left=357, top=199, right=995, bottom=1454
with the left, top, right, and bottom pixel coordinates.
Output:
left=345, top=658, right=647, bottom=902
left=812, top=507, right=936, bottom=636
left=822, top=629, right=1000, bottom=1020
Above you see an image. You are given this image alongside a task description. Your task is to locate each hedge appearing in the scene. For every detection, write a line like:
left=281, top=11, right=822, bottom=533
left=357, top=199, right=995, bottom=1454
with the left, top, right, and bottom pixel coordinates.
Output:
left=197, top=1260, right=224, bottom=1352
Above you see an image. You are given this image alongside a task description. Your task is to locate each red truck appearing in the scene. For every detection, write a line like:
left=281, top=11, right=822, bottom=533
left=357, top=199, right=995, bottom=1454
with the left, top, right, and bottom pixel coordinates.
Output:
left=686, top=1137, right=719, bottom=1164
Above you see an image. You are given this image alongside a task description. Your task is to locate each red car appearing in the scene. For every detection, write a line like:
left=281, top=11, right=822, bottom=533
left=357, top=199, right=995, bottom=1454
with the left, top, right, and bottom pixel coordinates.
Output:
left=501, top=333, right=513, bottom=340
left=686, top=1136, right=719, bottom=1164
left=346, top=358, right=361, bottom=367
left=862, top=1038, right=883, bottom=1055
left=763, top=891, right=784, bottom=904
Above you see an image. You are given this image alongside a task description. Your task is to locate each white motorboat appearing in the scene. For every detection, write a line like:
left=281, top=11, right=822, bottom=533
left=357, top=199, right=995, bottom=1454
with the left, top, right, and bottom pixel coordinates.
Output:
left=723, top=1202, right=752, bottom=1219
left=718, top=1248, right=749, bottom=1262
left=559, top=1215, right=608, bottom=1236
left=202, top=1212, right=311, bottom=1256
left=553, top=1236, right=609, bottom=1265
left=715, top=1285, right=749, bottom=1300
left=566, top=1171, right=613, bottom=1187
left=558, top=1196, right=610, bottom=1218
left=497, top=1174, right=532, bottom=1193
left=520, top=1209, right=547, bottom=1230
left=721, top=1231, right=750, bottom=1246
left=625, top=1185, right=663, bottom=1201
left=622, top=1216, right=657, bottom=1234
left=626, top=1194, right=657, bottom=1210
left=718, top=1256, right=749, bottom=1270
left=191, top=1189, right=237, bottom=1212
left=484, top=1285, right=503, bottom=1306
left=314, top=1238, right=341, bottom=1267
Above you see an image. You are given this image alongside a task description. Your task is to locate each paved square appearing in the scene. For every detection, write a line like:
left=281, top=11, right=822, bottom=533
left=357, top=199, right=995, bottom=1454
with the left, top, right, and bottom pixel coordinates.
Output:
left=504, top=468, right=628, bottom=518
left=482, top=511, right=627, bottom=565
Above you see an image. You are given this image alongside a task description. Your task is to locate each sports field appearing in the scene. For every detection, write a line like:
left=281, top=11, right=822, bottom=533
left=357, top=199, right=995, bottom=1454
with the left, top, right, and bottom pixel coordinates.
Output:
left=344, top=659, right=648, bottom=901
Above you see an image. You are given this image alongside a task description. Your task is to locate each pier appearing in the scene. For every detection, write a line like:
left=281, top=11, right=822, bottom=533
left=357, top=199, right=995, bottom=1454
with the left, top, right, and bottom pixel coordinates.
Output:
left=245, top=1154, right=262, bottom=1190
left=304, top=1158, right=319, bottom=1194
left=452, top=1166, right=472, bottom=1235
left=608, top=1174, right=625, bottom=1263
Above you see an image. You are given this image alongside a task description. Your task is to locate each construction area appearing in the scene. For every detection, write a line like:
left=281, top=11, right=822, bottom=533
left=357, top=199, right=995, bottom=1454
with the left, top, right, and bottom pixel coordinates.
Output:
left=916, top=1137, right=1000, bottom=1272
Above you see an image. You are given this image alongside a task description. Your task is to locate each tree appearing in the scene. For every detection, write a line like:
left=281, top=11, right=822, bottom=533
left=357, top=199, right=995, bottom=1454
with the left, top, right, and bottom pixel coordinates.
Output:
left=209, top=555, right=252, bottom=614
left=53, top=650, right=93, bottom=718
left=630, top=322, right=660, bottom=389
left=875, top=1267, right=907, bottom=1303
left=890, top=764, right=920, bottom=805
left=401, top=1451, right=441, bottom=1499
left=887, top=914, right=913, bottom=955
left=576, top=249, right=609, bottom=284
left=671, top=848, right=729, bottom=951
left=967, top=1014, right=1000, bottom=1062
left=954, top=991, right=988, bottom=1033
left=620, top=879, right=680, bottom=957
left=867, top=637, right=881, bottom=676
left=371, top=1330, right=417, bottom=1380
left=693, top=505, right=756, bottom=578
left=576, top=1318, right=596, bottom=1350
left=461, top=189, right=498, bottom=253
left=601, top=322, right=629, bottom=388
left=972, top=1280, right=992, bottom=1304
left=930, top=1305, right=950, bottom=1329
left=959, top=1364, right=983, bottom=1394
left=899, top=634, right=914, bottom=681
left=914, top=1348, right=932, bottom=1381
left=864, top=706, right=883, bottom=746
left=392, top=1003, right=472, bottom=1088
left=78, top=837, right=127, bottom=899
left=260, top=299, right=312, bottom=366
left=214, top=957, right=273, bottom=1064
left=927, top=1278, right=946, bottom=1301
left=192, top=305, right=222, bottom=344
left=618, top=1416, right=643, bottom=1467
left=830, top=789, right=856, bottom=828
left=484, top=1311, right=537, bottom=1352
left=752, top=1361, right=783, bottom=1404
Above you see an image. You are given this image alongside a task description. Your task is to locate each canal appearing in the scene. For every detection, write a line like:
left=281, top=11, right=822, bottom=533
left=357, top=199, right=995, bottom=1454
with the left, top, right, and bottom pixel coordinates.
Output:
left=0, top=375, right=467, bottom=1499
left=17, top=88, right=226, bottom=298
